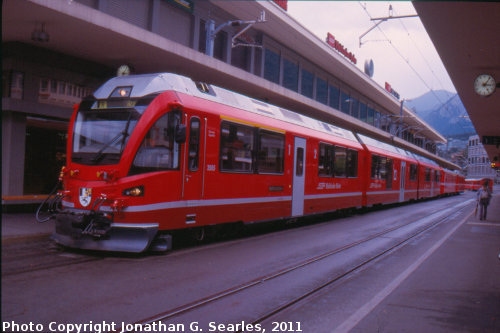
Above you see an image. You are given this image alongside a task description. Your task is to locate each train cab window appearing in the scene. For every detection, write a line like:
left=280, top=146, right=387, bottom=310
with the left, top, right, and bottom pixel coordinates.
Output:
left=257, top=130, right=285, bottom=174
left=409, top=163, right=418, bottom=181
left=220, top=122, right=254, bottom=173
left=130, top=111, right=181, bottom=174
left=346, top=149, right=358, bottom=178
left=188, top=118, right=201, bottom=171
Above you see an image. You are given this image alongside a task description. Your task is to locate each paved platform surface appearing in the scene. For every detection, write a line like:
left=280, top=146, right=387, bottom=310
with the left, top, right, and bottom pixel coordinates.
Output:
left=2, top=186, right=499, bottom=332
left=352, top=186, right=500, bottom=333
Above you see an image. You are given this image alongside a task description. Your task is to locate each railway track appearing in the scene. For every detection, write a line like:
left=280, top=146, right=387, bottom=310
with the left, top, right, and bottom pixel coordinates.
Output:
left=1, top=238, right=104, bottom=276
left=124, top=198, right=474, bottom=333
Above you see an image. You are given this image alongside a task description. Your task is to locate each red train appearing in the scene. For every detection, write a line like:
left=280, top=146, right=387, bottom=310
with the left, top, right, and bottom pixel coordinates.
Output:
left=465, top=178, right=493, bottom=191
left=51, top=73, right=464, bottom=252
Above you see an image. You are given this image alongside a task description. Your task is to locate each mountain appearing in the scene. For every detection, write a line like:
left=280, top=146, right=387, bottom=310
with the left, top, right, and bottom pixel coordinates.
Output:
left=406, top=90, right=476, bottom=137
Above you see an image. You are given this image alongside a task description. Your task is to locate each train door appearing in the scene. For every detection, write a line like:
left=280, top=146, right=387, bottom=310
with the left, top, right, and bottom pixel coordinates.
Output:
left=292, top=137, right=306, bottom=216
left=182, top=116, right=205, bottom=207
left=399, top=161, right=406, bottom=202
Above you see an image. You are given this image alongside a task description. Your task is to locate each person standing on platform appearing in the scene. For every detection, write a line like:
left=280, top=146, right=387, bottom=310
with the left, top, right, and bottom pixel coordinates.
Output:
left=477, top=181, right=492, bottom=220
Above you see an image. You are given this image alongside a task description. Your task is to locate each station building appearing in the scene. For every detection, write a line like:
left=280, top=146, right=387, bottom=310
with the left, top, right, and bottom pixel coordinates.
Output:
left=467, top=135, right=499, bottom=183
left=2, top=0, right=455, bottom=204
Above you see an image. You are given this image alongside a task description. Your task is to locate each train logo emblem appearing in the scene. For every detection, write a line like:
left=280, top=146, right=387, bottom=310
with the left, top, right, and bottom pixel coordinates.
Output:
left=79, top=188, right=92, bottom=207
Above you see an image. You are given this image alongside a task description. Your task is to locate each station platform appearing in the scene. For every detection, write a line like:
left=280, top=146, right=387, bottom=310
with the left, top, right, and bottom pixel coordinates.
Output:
left=1, top=186, right=499, bottom=332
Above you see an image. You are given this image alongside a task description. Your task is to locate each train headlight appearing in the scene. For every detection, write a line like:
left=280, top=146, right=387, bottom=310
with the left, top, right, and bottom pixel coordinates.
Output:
left=123, top=185, right=144, bottom=197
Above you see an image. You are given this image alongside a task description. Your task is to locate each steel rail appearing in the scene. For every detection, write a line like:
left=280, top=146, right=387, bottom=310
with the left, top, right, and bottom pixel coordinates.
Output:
left=246, top=203, right=472, bottom=330
left=125, top=199, right=472, bottom=332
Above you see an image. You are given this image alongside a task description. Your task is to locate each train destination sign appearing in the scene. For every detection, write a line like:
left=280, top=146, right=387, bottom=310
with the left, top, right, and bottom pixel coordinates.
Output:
left=326, top=33, right=357, bottom=64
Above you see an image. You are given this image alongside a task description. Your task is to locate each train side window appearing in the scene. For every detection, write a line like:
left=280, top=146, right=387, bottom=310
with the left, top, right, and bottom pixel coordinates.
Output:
left=425, top=168, right=431, bottom=182
left=334, top=146, right=347, bottom=177
left=318, top=142, right=334, bottom=177
left=257, top=130, right=285, bottom=174
left=386, top=158, right=393, bottom=189
left=409, top=163, right=418, bottom=181
left=188, top=118, right=200, bottom=171
left=220, top=121, right=254, bottom=173
left=371, top=155, right=386, bottom=180
left=346, top=149, right=358, bottom=178
left=130, top=111, right=181, bottom=175
left=434, top=170, right=440, bottom=183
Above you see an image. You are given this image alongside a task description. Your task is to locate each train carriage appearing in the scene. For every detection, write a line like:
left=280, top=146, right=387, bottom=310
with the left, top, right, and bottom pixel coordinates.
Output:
left=356, top=134, right=418, bottom=206
left=441, top=168, right=458, bottom=196
left=50, top=72, right=463, bottom=253
left=413, top=154, right=441, bottom=199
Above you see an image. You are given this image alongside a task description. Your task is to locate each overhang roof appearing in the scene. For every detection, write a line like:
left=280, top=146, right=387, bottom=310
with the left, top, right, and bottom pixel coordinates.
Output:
left=414, top=1, right=500, bottom=164
left=2, top=0, right=456, bottom=168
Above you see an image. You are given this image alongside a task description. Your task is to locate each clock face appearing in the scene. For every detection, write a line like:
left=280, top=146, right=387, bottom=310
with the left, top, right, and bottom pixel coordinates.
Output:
left=474, top=74, right=496, bottom=97
left=117, top=65, right=130, bottom=76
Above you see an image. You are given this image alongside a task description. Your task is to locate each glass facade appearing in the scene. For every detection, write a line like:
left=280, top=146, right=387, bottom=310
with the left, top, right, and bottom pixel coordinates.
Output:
left=283, top=58, right=299, bottom=92
left=316, top=77, right=327, bottom=105
left=264, top=49, right=280, bottom=84
left=301, top=69, right=314, bottom=98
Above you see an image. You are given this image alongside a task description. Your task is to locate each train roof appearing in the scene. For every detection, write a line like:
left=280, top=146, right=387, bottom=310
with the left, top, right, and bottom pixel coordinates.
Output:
left=94, top=73, right=359, bottom=144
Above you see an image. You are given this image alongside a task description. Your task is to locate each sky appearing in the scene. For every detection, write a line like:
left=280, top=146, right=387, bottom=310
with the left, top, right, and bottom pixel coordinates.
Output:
left=286, top=1, right=457, bottom=100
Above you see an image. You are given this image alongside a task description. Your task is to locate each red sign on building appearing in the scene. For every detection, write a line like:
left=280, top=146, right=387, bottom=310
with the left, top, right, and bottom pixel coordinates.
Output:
left=272, top=0, right=288, bottom=11
left=326, top=33, right=357, bottom=64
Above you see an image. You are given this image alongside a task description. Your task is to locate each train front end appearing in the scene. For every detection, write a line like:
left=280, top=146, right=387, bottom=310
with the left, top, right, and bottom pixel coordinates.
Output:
left=52, top=74, right=184, bottom=253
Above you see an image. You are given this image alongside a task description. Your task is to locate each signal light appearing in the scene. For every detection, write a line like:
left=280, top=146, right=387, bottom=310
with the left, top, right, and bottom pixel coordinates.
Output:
left=110, top=86, right=132, bottom=98
left=123, top=185, right=144, bottom=197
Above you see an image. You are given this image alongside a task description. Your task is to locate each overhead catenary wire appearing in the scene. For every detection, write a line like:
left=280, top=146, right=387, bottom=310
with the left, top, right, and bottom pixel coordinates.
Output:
left=358, top=2, right=472, bottom=137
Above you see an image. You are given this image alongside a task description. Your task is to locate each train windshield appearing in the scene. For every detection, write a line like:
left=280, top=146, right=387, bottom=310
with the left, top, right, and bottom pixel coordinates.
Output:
left=72, top=96, right=154, bottom=165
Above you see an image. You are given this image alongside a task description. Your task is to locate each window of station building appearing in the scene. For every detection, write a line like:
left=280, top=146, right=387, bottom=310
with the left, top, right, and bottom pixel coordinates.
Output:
left=351, top=97, right=359, bottom=119
left=3, top=71, right=24, bottom=99
left=409, top=163, right=418, bottom=181
left=329, top=84, right=340, bottom=110
left=198, top=19, right=207, bottom=54
left=374, top=110, right=381, bottom=128
left=283, top=58, right=299, bottom=92
left=39, top=78, right=92, bottom=105
left=301, top=69, right=314, bottom=98
left=257, top=130, right=285, bottom=174
left=340, top=91, right=350, bottom=114
left=315, top=77, right=328, bottom=105
left=231, top=45, right=251, bottom=72
left=213, top=30, right=227, bottom=62
left=220, top=121, right=254, bottom=173
left=359, top=102, right=367, bottom=122
left=367, top=107, right=375, bottom=125
left=264, top=48, right=280, bottom=84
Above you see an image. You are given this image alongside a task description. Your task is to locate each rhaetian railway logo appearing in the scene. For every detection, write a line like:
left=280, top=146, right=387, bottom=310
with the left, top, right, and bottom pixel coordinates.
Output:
left=79, top=187, right=92, bottom=207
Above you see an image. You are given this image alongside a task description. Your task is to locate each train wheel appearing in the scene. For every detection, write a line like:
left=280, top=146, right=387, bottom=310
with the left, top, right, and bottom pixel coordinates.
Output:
left=192, top=227, right=205, bottom=242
